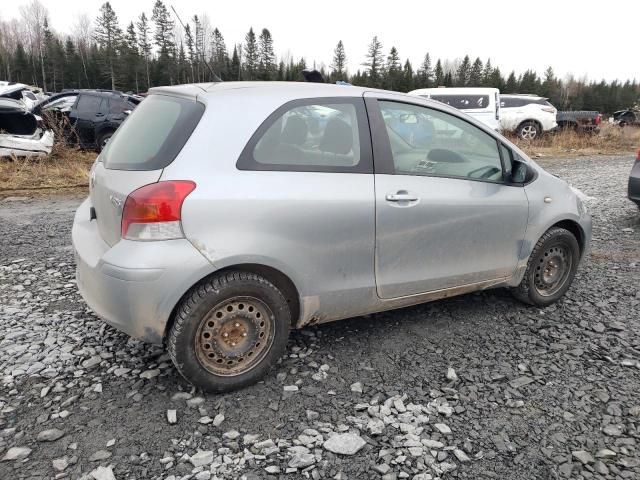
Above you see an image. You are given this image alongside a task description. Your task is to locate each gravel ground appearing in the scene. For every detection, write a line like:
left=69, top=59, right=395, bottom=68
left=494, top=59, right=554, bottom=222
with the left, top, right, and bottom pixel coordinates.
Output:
left=0, top=154, right=639, bottom=480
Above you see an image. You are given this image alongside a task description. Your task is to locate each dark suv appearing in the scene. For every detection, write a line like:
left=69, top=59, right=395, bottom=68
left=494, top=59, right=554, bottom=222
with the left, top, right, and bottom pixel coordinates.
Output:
left=33, top=89, right=142, bottom=151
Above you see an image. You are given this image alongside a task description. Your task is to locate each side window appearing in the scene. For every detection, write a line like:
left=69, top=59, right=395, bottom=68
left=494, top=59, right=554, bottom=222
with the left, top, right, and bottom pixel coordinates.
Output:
left=379, top=101, right=504, bottom=182
left=238, top=99, right=369, bottom=172
left=76, top=95, right=102, bottom=115
left=109, top=98, right=129, bottom=114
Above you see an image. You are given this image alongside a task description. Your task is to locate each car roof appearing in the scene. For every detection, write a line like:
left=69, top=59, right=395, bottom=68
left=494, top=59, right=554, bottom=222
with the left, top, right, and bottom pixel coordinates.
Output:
left=150, top=81, right=384, bottom=99
left=501, top=94, right=547, bottom=100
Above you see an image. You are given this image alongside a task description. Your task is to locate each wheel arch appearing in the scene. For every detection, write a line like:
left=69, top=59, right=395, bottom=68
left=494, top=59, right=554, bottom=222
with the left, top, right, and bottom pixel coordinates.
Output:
left=518, top=119, right=543, bottom=132
left=549, top=219, right=586, bottom=256
left=164, top=263, right=301, bottom=341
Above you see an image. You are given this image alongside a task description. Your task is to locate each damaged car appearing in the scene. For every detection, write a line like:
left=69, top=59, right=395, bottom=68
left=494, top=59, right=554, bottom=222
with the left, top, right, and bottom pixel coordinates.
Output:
left=0, top=82, right=44, bottom=110
left=0, top=98, right=53, bottom=157
left=32, top=89, right=142, bottom=151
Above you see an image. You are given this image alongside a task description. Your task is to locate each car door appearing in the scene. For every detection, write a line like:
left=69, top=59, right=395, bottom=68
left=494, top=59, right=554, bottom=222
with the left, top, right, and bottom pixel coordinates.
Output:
left=365, top=93, right=529, bottom=299
left=70, top=94, right=104, bottom=146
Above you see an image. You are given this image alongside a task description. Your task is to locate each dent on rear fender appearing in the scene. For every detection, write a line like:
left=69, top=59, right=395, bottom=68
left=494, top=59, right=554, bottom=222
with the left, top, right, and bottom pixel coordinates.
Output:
left=189, top=238, right=217, bottom=264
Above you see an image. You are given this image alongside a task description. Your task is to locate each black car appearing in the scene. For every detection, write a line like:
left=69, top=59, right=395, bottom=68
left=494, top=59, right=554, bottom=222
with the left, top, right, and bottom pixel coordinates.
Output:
left=32, top=89, right=142, bottom=151
left=629, top=149, right=640, bottom=209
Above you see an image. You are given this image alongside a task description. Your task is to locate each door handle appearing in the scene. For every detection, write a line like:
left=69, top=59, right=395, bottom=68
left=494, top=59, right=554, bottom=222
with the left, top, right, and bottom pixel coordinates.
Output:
left=386, top=193, right=419, bottom=202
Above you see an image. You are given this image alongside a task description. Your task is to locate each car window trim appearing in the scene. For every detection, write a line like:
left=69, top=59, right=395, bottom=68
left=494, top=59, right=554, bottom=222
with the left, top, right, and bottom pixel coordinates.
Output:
left=366, top=97, right=515, bottom=185
left=236, top=96, right=373, bottom=174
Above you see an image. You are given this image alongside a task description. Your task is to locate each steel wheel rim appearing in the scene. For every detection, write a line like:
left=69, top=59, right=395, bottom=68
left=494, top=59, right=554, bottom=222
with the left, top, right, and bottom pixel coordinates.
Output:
left=195, top=296, right=275, bottom=376
left=533, top=244, right=572, bottom=297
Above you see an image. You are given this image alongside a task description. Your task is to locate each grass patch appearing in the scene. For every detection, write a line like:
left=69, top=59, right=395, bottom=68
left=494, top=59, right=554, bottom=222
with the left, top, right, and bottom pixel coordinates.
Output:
left=0, top=144, right=95, bottom=194
left=511, top=123, right=640, bottom=158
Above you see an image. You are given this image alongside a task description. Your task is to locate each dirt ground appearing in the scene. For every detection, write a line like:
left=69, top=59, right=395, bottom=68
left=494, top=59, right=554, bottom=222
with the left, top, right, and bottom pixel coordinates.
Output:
left=0, top=154, right=639, bottom=480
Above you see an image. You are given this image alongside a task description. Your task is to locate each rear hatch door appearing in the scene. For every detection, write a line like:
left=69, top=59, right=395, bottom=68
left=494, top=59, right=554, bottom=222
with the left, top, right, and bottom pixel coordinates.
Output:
left=90, top=94, right=205, bottom=246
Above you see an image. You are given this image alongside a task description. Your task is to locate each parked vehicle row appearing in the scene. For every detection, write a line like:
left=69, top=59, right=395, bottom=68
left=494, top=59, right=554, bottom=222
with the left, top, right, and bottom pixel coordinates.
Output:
left=0, top=87, right=142, bottom=157
left=73, top=81, right=592, bottom=392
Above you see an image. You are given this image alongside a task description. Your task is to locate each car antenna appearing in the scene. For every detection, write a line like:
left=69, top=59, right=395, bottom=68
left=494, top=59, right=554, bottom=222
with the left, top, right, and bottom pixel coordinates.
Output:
left=171, top=5, right=222, bottom=83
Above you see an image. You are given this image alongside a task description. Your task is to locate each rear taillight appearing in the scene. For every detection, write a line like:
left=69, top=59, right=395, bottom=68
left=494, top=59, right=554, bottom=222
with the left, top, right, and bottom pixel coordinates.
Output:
left=636, top=149, right=640, bottom=162
left=595, top=114, right=602, bottom=126
left=121, top=181, right=196, bottom=240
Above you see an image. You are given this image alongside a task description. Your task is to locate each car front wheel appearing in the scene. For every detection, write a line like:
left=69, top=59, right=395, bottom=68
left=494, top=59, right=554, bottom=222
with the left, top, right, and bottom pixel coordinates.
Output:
left=513, top=227, right=580, bottom=306
left=168, top=271, right=291, bottom=392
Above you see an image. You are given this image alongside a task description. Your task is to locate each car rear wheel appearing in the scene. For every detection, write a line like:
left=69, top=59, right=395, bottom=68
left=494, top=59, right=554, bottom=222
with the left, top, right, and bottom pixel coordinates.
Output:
left=513, top=227, right=580, bottom=307
left=168, top=271, right=290, bottom=392
left=517, top=121, right=541, bottom=140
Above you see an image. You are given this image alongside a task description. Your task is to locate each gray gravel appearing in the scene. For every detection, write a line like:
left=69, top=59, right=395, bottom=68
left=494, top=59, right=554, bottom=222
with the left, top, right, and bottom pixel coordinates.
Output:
left=1, top=154, right=639, bottom=480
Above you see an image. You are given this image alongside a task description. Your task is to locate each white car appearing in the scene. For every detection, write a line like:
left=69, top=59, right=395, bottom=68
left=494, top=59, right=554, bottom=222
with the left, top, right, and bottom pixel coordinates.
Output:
left=0, top=83, right=41, bottom=110
left=500, top=94, right=557, bottom=140
left=408, top=87, right=501, bottom=131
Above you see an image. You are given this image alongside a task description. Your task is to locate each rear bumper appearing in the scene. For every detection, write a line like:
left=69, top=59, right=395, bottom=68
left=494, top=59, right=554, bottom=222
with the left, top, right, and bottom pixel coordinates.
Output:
left=72, top=198, right=214, bottom=344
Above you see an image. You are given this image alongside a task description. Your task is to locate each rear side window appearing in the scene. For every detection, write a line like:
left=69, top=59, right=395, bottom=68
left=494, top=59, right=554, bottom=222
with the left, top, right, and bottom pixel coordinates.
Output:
left=429, top=94, right=490, bottom=110
left=237, top=98, right=372, bottom=173
left=76, top=95, right=102, bottom=114
left=102, top=95, right=204, bottom=171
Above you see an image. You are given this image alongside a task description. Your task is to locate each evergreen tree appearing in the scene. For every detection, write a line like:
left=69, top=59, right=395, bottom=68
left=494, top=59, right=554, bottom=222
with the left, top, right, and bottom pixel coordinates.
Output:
left=469, top=57, right=483, bottom=86
left=258, top=28, right=275, bottom=80
left=402, top=59, right=414, bottom=92
left=242, top=28, right=258, bottom=80
left=230, top=45, right=241, bottom=80
left=136, top=12, right=152, bottom=89
left=456, top=55, right=471, bottom=86
left=482, top=58, right=492, bottom=86
left=184, top=24, right=195, bottom=82
left=123, top=22, right=140, bottom=91
left=434, top=59, right=444, bottom=86
left=93, top=2, right=122, bottom=90
left=210, top=28, right=227, bottom=80
left=505, top=71, right=518, bottom=93
left=330, top=40, right=347, bottom=81
left=151, top=0, right=174, bottom=54
left=363, top=36, right=384, bottom=88
left=416, top=53, right=432, bottom=89
left=384, top=46, right=401, bottom=90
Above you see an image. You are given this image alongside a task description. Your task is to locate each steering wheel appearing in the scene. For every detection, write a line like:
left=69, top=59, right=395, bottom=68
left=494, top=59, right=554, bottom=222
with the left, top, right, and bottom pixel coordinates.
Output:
left=468, top=165, right=501, bottom=179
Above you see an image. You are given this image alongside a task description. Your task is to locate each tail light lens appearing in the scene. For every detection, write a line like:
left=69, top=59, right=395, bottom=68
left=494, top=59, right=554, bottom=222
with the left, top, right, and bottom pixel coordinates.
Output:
left=595, top=114, right=602, bottom=126
left=121, top=181, right=196, bottom=240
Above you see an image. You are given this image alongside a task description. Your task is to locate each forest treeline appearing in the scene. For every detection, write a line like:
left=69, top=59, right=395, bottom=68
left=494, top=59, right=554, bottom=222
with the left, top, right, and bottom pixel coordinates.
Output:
left=1, top=0, right=638, bottom=113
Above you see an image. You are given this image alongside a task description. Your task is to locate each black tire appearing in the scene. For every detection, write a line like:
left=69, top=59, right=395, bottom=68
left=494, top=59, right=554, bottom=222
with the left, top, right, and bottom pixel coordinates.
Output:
left=513, top=227, right=580, bottom=307
left=516, top=121, right=541, bottom=140
left=168, top=271, right=291, bottom=392
left=97, top=131, right=114, bottom=152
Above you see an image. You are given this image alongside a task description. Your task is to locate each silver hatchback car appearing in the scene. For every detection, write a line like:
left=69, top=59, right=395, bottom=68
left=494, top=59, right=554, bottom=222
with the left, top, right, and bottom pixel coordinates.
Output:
left=73, top=82, right=591, bottom=392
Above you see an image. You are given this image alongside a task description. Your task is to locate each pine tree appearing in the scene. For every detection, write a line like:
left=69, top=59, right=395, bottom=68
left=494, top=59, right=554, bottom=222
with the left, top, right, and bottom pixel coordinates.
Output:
left=330, top=40, right=347, bottom=81
left=363, top=36, right=384, bottom=88
left=384, top=46, right=401, bottom=90
left=123, top=22, right=140, bottom=92
left=230, top=45, right=241, bottom=80
left=456, top=55, right=471, bottom=87
left=402, top=59, right=414, bottom=92
left=258, top=28, right=275, bottom=80
left=469, top=57, right=483, bottom=86
left=184, top=24, right=195, bottom=82
left=505, top=71, right=518, bottom=93
left=242, top=28, right=258, bottom=80
left=151, top=0, right=174, bottom=55
left=482, top=58, right=492, bottom=86
left=417, top=53, right=432, bottom=89
left=434, top=59, right=444, bottom=86
left=136, top=12, right=152, bottom=89
left=210, top=28, right=227, bottom=79
left=93, top=2, right=122, bottom=90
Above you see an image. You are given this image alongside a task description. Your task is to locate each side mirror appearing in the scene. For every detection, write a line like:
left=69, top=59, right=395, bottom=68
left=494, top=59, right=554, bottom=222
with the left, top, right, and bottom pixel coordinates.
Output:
left=509, top=158, right=535, bottom=184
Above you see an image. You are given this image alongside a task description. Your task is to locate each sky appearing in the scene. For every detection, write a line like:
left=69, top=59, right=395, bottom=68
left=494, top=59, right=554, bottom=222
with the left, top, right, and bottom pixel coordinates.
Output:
left=2, top=0, right=637, bottom=82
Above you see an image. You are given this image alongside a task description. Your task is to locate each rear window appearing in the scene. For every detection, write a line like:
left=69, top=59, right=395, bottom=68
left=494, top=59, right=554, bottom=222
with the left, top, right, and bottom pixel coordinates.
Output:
left=429, top=94, right=490, bottom=110
left=102, top=95, right=204, bottom=171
